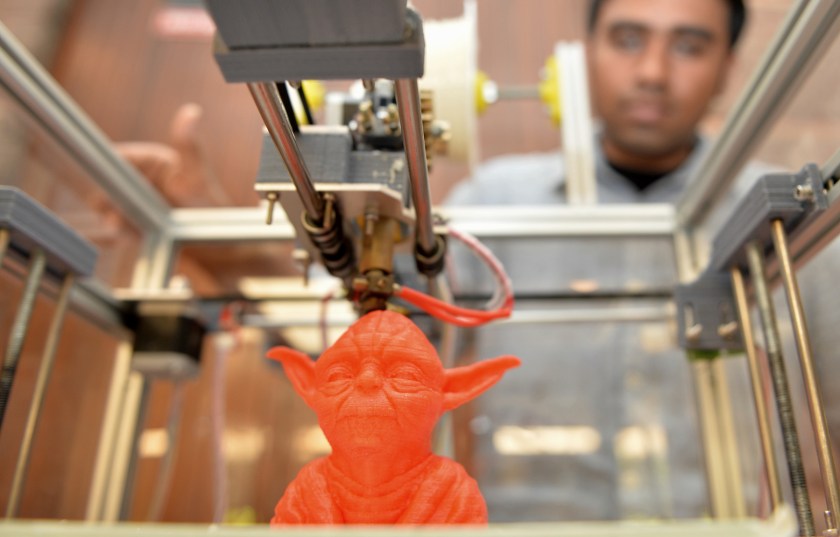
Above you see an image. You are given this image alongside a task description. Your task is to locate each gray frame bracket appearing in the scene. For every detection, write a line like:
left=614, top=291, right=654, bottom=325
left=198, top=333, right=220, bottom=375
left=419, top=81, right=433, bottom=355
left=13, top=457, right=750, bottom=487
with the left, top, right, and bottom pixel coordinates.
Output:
left=676, top=165, right=829, bottom=352
left=208, top=3, right=424, bottom=82
left=0, top=186, right=97, bottom=277
left=676, top=273, right=741, bottom=352
left=710, top=164, right=828, bottom=272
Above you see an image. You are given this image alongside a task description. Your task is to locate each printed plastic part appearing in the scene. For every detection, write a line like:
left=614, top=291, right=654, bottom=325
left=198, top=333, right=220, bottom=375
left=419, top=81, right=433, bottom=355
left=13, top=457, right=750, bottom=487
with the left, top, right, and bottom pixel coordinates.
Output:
left=266, top=310, right=520, bottom=525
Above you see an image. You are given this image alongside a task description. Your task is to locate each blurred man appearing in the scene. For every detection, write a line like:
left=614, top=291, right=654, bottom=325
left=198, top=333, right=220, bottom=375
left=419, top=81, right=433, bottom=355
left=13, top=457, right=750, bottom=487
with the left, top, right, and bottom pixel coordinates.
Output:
left=445, top=0, right=754, bottom=522
left=449, top=0, right=746, bottom=205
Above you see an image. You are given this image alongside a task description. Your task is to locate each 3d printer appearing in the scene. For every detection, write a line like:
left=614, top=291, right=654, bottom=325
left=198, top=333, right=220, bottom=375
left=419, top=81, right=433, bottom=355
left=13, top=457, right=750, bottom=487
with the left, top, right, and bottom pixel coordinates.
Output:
left=1, top=0, right=840, bottom=535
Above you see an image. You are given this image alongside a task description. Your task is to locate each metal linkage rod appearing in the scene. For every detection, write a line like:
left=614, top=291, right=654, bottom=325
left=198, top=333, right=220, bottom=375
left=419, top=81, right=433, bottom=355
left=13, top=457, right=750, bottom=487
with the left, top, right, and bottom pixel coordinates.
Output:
left=495, top=85, right=540, bottom=100
left=746, top=241, right=814, bottom=536
left=6, top=273, right=74, bottom=518
left=771, top=219, right=840, bottom=533
left=730, top=266, right=783, bottom=513
left=247, top=81, right=324, bottom=224
left=394, top=78, right=437, bottom=258
left=0, top=228, right=8, bottom=267
left=0, top=250, right=46, bottom=429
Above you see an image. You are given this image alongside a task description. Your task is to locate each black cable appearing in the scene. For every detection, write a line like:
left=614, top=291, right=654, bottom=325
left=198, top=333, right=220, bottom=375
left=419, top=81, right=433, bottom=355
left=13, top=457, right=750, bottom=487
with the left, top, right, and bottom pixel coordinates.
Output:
left=297, top=84, right=315, bottom=125
left=275, top=82, right=299, bottom=133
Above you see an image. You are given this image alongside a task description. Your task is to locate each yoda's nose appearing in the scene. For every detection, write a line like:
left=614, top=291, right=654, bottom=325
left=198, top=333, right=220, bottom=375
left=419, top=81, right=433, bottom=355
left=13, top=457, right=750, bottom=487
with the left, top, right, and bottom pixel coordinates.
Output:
left=356, top=366, right=383, bottom=392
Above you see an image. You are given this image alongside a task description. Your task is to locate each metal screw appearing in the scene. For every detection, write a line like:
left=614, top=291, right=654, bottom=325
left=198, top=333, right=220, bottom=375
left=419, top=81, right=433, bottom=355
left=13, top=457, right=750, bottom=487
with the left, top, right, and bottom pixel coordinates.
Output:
left=292, top=249, right=311, bottom=286
left=352, top=277, right=368, bottom=292
left=322, top=193, right=335, bottom=230
left=354, top=101, right=374, bottom=133
left=826, top=510, right=838, bottom=537
left=389, top=159, right=404, bottom=184
left=794, top=184, right=815, bottom=202
left=717, top=321, right=739, bottom=340
left=686, top=323, right=703, bottom=343
left=265, top=192, right=279, bottom=225
left=364, top=211, right=378, bottom=237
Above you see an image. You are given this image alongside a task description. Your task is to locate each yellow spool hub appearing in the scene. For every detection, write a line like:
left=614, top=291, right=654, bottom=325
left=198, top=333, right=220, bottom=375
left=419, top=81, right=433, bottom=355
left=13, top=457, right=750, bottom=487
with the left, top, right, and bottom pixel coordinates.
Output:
left=539, top=56, right=562, bottom=126
left=290, top=80, right=327, bottom=125
left=301, top=80, right=325, bottom=111
left=474, top=70, right=491, bottom=115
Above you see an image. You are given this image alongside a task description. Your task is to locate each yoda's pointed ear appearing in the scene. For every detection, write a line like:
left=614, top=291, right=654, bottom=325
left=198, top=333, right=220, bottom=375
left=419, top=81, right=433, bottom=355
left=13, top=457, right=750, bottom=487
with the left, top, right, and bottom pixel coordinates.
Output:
left=442, top=355, right=520, bottom=412
left=267, top=346, right=317, bottom=407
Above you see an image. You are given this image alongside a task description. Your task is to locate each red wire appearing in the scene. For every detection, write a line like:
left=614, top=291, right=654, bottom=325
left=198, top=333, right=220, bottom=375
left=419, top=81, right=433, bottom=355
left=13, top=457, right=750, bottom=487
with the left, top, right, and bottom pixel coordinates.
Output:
left=395, top=284, right=512, bottom=328
left=391, top=226, right=516, bottom=327
left=447, top=226, right=513, bottom=311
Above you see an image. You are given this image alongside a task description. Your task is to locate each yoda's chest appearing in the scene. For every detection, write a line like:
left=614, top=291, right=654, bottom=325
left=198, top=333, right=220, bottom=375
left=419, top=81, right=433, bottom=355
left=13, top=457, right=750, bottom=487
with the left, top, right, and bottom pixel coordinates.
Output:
left=327, top=471, right=426, bottom=523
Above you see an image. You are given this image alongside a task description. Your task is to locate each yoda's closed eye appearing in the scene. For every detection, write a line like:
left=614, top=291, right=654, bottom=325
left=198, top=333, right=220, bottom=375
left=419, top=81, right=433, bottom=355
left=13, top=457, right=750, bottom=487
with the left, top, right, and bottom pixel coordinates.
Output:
left=266, top=310, right=520, bottom=525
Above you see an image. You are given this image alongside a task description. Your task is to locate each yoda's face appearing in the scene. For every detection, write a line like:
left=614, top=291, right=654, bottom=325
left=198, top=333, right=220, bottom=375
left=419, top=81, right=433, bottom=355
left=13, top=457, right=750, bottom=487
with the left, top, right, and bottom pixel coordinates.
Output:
left=267, top=310, right=520, bottom=460
left=310, top=326, right=445, bottom=454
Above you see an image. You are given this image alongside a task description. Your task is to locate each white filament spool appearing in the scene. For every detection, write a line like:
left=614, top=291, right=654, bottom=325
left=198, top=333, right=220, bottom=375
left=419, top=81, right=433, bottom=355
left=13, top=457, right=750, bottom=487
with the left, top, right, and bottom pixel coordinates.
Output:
left=419, top=0, right=479, bottom=168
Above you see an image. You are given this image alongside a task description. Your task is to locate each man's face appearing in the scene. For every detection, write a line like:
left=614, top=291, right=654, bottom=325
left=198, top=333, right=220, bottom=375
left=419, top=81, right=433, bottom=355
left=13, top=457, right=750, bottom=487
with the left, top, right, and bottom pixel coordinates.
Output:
left=588, top=0, right=733, bottom=164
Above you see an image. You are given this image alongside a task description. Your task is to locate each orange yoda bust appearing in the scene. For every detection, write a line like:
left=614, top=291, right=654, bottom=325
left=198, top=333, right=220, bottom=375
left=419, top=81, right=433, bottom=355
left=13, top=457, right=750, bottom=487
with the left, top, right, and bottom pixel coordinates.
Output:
left=266, top=310, right=520, bottom=525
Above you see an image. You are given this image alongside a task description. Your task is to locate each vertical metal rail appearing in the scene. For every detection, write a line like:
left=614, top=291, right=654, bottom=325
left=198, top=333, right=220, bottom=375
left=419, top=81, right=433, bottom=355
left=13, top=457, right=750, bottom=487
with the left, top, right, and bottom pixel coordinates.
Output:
left=6, top=273, right=74, bottom=518
left=394, top=78, right=437, bottom=257
left=712, top=358, right=747, bottom=519
left=675, top=228, right=741, bottom=513
left=87, top=232, right=174, bottom=522
left=113, top=375, right=149, bottom=520
left=730, top=266, right=783, bottom=513
left=771, top=219, right=840, bottom=533
left=247, top=81, right=324, bottom=223
left=117, top=233, right=173, bottom=522
left=690, top=361, right=725, bottom=516
left=691, top=359, right=746, bottom=518
left=0, top=250, right=46, bottom=429
left=146, top=381, right=186, bottom=521
left=746, top=241, right=814, bottom=536
left=85, top=340, right=133, bottom=522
